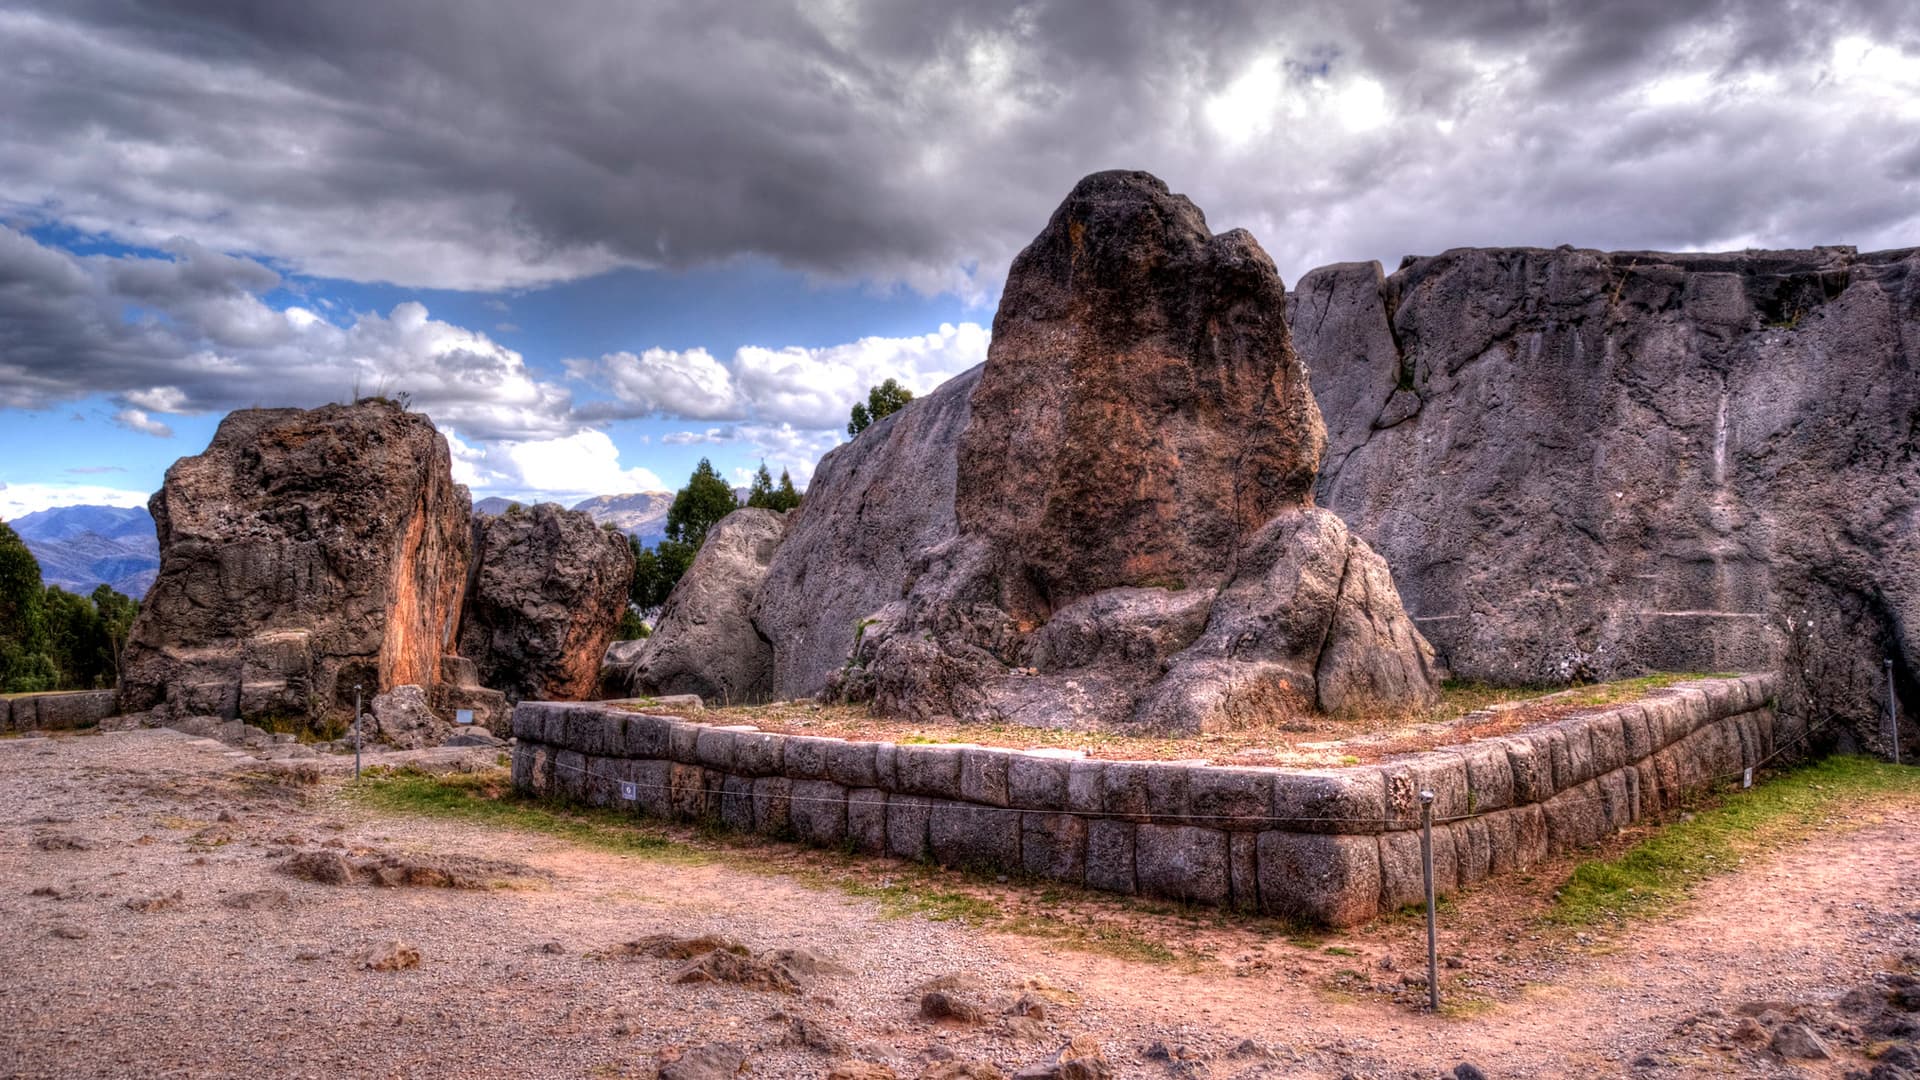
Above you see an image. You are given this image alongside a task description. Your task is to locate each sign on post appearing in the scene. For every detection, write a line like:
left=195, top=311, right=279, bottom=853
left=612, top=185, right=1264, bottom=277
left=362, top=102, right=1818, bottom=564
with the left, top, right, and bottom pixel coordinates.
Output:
left=619, top=781, right=639, bottom=802
left=455, top=709, right=475, bottom=725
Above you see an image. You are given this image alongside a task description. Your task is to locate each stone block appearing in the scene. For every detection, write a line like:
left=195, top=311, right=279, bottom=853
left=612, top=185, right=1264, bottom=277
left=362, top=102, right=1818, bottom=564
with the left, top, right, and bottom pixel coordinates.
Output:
left=959, top=748, right=1013, bottom=807
left=752, top=776, right=794, bottom=837
left=1084, top=819, right=1136, bottom=895
left=1616, top=703, right=1656, bottom=761
left=719, top=774, right=756, bottom=833
left=886, top=793, right=932, bottom=861
left=894, top=745, right=963, bottom=799
left=1501, top=733, right=1553, bottom=805
left=667, top=720, right=702, bottom=764
left=510, top=741, right=535, bottom=792
left=668, top=762, right=714, bottom=821
left=1377, top=826, right=1456, bottom=912
left=1271, top=768, right=1388, bottom=833
left=1384, top=753, right=1468, bottom=828
left=632, top=759, right=673, bottom=819
left=1100, top=761, right=1150, bottom=821
left=781, top=735, right=836, bottom=780
left=29, top=691, right=117, bottom=730
left=1644, top=694, right=1691, bottom=748
left=1020, top=813, right=1086, bottom=882
left=1548, top=721, right=1596, bottom=791
left=1229, top=832, right=1259, bottom=910
left=1457, top=741, right=1515, bottom=814
left=731, top=731, right=785, bottom=775
left=789, top=779, right=848, bottom=847
left=1541, top=780, right=1607, bottom=852
left=873, top=743, right=898, bottom=789
left=694, top=726, right=739, bottom=772
left=928, top=801, right=1020, bottom=869
left=1586, top=712, right=1627, bottom=777
left=1134, top=824, right=1229, bottom=905
left=623, top=713, right=673, bottom=758
left=1188, top=766, right=1273, bottom=830
left=552, top=749, right=587, bottom=803
left=1065, top=759, right=1106, bottom=814
left=583, top=755, right=624, bottom=807
left=1007, top=753, right=1073, bottom=811
left=510, top=699, right=556, bottom=737
left=526, top=744, right=556, bottom=798
left=0, top=696, right=11, bottom=732
left=1256, top=831, right=1382, bottom=927
left=825, top=741, right=880, bottom=788
left=846, top=788, right=889, bottom=854
left=1455, top=818, right=1492, bottom=885
left=1701, top=678, right=1738, bottom=718
left=1144, top=762, right=1193, bottom=821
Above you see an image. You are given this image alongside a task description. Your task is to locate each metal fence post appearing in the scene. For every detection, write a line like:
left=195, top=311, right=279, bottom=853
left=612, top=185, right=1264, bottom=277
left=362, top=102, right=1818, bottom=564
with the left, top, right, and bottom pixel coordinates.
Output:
left=1891, top=659, right=1902, bottom=765
left=353, top=684, right=363, bottom=780
left=1420, top=788, right=1439, bottom=1011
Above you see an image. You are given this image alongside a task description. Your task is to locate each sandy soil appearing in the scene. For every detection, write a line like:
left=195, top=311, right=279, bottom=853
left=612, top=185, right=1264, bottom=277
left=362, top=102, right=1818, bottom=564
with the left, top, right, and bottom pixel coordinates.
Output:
left=2, top=728, right=1914, bottom=1080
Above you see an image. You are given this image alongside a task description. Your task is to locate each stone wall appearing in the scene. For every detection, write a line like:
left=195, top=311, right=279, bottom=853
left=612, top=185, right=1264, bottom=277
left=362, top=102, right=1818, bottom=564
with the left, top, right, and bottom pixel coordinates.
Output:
left=1, top=690, right=119, bottom=733
left=510, top=674, right=1782, bottom=926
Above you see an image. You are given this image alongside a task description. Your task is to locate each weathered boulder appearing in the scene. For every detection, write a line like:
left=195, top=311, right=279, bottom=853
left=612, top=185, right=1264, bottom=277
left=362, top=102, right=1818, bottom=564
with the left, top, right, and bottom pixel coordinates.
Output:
left=458, top=503, right=634, bottom=703
left=1298, top=245, right=1920, bottom=748
left=367, top=684, right=447, bottom=750
left=751, top=366, right=980, bottom=699
left=616, top=508, right=788, bottom=704
left=119, top=401, right=473, bottom=727
left=837, top=171, right=1438, bottom=729
left=632, top=171, right=1441, bottom=731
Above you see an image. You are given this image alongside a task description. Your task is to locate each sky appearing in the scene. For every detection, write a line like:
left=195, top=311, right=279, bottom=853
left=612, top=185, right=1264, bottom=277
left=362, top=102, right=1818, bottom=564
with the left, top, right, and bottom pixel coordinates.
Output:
left=2, top=0, right=1916, bottom=518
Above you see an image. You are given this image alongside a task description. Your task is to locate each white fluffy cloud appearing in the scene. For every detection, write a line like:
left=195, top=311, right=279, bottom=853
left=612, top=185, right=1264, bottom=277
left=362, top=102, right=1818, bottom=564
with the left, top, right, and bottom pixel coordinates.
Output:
left=580, top=322, right=988, bottom=431
left=0, top=481, right=152, bottom=519
left=0, top=226, right=575, bottom=441
left=442, top=427, right=665, bottom=504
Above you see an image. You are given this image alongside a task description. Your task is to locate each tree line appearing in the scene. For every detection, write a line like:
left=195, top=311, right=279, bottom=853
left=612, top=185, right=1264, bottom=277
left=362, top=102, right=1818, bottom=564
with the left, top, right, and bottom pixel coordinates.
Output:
left=0, top=518, right=139, bottom=693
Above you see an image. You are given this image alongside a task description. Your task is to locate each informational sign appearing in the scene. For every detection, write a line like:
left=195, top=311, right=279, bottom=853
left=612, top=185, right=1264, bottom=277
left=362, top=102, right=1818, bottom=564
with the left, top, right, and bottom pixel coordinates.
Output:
left=455, top=709, right=475, bottom=725
left=619, top=781, right=639, bottom=802
left=1742, top=767, right=1753, bottom=788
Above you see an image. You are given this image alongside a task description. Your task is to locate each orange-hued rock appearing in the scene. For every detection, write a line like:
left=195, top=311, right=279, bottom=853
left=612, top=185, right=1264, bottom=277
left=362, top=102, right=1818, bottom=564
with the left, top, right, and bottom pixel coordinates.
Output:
left=118, top=400, right=472, bottom=726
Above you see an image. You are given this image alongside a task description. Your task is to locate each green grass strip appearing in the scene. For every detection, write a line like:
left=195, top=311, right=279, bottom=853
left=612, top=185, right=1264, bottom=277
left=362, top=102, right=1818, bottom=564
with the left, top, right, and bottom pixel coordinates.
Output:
left=1551, top=755, right=1920, bottom=926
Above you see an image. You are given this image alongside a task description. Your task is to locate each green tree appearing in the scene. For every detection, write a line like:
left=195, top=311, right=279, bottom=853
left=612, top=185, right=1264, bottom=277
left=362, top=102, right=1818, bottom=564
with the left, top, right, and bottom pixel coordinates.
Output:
left=0, top=518, right=53, bottom=692
left=90, top=584, right=139, bottom=687
left=847, top=378, right=914, bottom=436
left=664, top=458, right=740, bottom=549
left=745, top=463, right=803, bottom=512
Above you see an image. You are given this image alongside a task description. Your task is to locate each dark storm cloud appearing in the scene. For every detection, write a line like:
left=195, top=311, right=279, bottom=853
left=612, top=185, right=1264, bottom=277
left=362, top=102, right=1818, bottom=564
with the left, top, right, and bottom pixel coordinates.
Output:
left=2, top=0, right=1908, bottom=297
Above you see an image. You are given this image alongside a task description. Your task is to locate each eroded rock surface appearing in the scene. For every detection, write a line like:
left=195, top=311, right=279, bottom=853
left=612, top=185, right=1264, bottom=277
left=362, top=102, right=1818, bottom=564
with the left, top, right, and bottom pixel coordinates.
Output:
left=618, top=508, right=788, bottom=704
left=458, top=503, right=634, bottom=703
left=119, top=401, right=473, bottom=727
left=1298, top=245, right=1920, bottom=747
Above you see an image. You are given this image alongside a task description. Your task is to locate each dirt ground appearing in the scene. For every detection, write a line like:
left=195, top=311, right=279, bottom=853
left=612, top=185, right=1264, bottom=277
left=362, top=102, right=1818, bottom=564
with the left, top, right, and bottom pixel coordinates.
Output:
left=3, top=728, right=1916, bottom=1080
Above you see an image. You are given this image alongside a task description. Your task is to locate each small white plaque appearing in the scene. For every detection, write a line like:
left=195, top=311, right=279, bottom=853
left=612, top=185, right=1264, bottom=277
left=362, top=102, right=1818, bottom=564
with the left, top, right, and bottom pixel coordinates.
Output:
left=1742, top=767, right=1753, bottom=789
left=619, top=781, right=639, bottom=802
left=455, top=709, right=475, bottom=725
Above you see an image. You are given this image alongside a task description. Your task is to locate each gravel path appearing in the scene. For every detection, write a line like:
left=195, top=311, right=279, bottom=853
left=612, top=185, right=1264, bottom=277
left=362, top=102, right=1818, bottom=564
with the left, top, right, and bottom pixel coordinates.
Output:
left=2, top=729, right=1914, bottom=1079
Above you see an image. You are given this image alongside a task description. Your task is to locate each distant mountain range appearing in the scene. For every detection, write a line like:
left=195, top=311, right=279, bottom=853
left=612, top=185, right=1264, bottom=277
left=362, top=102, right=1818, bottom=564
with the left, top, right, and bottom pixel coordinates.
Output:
left=8, top=504, right=160, bottom=599
left=474, top=492, right=678, bottom=546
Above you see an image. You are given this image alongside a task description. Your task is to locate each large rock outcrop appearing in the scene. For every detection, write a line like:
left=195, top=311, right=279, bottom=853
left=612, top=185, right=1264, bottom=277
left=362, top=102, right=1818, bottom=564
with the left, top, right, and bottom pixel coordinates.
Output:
left=458, top=503, right=635, bottom=703
left=119, top=401, right=473, bottom=725
left=751, top=365, right=981, bottom=699
left=634, top=171, right=1440, bottom=731
left=1298, top=245, right=1920, bottom=750
left=838, top=171, right=1437, bottom=729
left=619, top=507, right=788, bottom=704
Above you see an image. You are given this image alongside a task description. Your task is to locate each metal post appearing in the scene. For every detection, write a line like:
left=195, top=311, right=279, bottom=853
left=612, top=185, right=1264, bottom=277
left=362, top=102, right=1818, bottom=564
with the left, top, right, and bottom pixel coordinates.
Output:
left=353, top=684, right=363, bottom=780
left=1420, top=788, right=1439, bottom=1011
left=1891, top=659, right=1902, bottom=766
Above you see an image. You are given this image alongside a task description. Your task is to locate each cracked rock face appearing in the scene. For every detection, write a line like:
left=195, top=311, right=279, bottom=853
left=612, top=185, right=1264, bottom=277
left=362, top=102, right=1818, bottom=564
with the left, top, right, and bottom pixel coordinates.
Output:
left=458, top=502, right=634, bottom=704
left=1299, top=245, right=1920, bottom=749
left=619, top=507, right=788, bottom=705
left=833, top=171, right=1440, bottom=730
left=119, top=401, right=473, bottom=727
